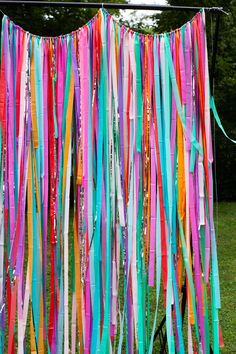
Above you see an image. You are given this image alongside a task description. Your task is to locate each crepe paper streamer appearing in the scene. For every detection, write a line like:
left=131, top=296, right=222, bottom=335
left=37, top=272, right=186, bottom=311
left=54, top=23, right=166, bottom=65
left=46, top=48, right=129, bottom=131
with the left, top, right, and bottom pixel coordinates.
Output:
left=0, top=7, right=228, bottom=353
left=210, top=96, right=236, bottom=144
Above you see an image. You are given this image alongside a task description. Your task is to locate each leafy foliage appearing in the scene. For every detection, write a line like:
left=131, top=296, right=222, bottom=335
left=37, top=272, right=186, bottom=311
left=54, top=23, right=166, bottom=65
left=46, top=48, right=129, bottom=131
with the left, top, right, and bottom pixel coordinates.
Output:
left=0, top=0, right=125, bottom=36
left=151, top=0, right=236, bottom=201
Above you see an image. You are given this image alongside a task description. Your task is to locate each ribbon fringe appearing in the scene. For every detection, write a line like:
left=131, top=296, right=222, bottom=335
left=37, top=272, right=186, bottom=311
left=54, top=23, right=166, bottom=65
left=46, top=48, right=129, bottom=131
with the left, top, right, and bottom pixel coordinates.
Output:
left=0, top=8, right=223, bottom=354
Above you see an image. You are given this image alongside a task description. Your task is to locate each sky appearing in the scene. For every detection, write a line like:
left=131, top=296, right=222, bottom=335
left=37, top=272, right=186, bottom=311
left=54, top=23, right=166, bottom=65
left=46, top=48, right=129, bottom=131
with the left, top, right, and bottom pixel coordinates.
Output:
left=120, top=0, right=168, bottom=24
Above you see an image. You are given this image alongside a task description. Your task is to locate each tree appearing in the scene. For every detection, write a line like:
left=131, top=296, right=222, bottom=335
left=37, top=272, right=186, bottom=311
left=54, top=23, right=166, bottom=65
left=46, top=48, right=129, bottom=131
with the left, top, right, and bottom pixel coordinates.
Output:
left=0, top=0, right=125, bottom=36
left=151, top=0, right=236, bottom=201
left=1, top=0, right=235, bottom=200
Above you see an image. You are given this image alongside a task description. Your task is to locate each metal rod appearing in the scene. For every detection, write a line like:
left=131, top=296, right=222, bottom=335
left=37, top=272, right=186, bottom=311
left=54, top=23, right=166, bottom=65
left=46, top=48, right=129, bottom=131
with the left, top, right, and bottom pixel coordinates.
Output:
left=0, top=1, right=225, bottom=13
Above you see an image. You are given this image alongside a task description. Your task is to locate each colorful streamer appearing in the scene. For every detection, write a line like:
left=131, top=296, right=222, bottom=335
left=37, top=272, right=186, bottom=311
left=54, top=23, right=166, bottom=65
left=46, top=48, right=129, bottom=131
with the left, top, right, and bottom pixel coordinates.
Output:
left=0, top=8, right=222, bottom=353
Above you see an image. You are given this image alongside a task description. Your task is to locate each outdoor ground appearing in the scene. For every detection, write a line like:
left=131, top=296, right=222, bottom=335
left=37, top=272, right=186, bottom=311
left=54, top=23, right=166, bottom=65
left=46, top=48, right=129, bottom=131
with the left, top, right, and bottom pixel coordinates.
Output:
left=16, top=202, right=236, bottom=352
left=216, top=202, right=236, bottom=353
left=115, top=202, right=236, bottom=353
left=151, top=202, right=236, bottom=353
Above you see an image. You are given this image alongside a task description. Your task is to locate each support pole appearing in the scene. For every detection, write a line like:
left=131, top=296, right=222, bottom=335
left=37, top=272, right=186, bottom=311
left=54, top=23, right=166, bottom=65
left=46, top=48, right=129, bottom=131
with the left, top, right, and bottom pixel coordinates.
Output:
left=0, top=1, right=226, bottom=14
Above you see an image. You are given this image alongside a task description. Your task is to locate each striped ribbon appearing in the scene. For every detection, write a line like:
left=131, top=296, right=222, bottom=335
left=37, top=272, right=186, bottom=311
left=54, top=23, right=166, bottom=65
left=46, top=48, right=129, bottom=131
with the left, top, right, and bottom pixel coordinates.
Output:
left=0, top=8, right=225, bottom=353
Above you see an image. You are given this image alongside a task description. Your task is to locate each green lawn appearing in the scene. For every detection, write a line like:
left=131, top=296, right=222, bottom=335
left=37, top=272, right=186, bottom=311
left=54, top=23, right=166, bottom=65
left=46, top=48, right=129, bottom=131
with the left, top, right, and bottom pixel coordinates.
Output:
left=150, top=202, right=236, bottom=353
left=215, top=202, right=236, bottom=353
left=10, top=202, right=236, bottom=352
left=116, top=202, right=236, bottom=353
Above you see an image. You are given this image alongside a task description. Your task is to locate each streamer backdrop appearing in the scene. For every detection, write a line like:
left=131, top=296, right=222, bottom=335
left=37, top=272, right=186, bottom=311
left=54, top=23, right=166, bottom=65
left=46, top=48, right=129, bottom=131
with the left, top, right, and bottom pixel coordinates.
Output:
left=0, top=8, right=222, bottom=354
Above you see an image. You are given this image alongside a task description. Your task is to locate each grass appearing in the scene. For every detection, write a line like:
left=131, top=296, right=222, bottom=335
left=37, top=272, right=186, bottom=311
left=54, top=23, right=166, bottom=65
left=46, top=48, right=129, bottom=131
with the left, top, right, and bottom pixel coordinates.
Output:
left=143, top=202, right=236, bottom=353
left=215, top=202, right=236, bottom=353
left=153, top=202, right=236, bottom=353
left=115, top=202, right=236, bottom=353
left=5, top=202, right=236, bottom=352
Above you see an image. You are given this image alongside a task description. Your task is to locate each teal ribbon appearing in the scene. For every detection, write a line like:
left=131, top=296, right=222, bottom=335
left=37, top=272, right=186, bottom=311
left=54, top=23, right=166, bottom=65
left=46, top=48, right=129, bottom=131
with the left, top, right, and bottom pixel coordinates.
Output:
left=100, top=11, right=111, bottom=353
left=135, top=33, right=143, bottom=153
left=164, top=34, right=203, bottom=155
left=148, top=185, right=162, bottom=354
left=136, top=159, right=145, bottom=353
left=210, top=96, right=236, bottom=144
left=34, top=37, right=44, bottom=178
left=91, top=36, right=104, bottom=354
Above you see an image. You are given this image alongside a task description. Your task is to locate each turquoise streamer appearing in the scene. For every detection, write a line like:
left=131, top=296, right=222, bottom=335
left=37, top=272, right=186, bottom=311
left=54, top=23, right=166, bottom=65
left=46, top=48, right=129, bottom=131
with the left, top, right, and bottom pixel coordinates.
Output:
left=91, top=30, right=104, bottom=354
left=164, top=35, right=203, bottom=155
left=148, top=187, right=162, bottom=354
left=136, top=160, right=145, bottom=353
left=34, top=36, right=44, bottom=178
left=211, top=96, right=236, bottom=144
left=100, top=11, right=111, bottom=353
left=135, top=33, right=143, bottom=153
